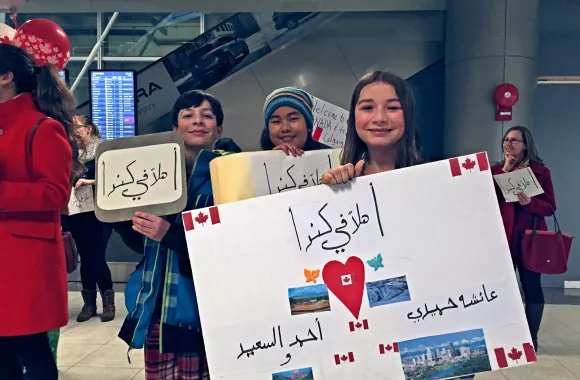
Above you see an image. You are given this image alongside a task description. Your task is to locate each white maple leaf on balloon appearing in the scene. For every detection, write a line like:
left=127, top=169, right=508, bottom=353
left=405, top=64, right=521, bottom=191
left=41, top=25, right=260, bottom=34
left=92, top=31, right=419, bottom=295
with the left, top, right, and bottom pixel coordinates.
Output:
left=53, top=46, right=59, bottom=53
left=57, top=52, right=63, bottom=58
left=47, top=55, right=59, bottom=65
left=28, top=35, right=37, bottom=43
left=26, top=47, right=34, bottom=55
left=13, top=39, right=22, bottom=47
left=39, top=43, right=52, bottom=54
left=32, top=44, right=39, bottom=50
left=24, top=41, right=30, bottom=46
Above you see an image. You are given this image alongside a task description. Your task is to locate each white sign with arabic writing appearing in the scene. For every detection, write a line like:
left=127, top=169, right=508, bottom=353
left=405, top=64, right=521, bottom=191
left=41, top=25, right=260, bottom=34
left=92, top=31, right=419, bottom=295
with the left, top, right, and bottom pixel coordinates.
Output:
left=493, top=167, right=544, bottom=202
left=67, top=185, right=95, bottom=215
left=250, top=149, right=339, bottom=197
left=311, top=96, right=348, bottom=149
left=184, top=152, right=536, bottom=379
left=94, top=132, right=188, bottom=222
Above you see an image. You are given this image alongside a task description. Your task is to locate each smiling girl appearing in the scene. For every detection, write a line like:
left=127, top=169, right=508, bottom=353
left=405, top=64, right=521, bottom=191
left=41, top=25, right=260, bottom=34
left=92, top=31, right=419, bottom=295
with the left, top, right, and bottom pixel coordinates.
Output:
left=321, top=70, right=422, bottom=184
left=260, top=86, right=329, bottom=157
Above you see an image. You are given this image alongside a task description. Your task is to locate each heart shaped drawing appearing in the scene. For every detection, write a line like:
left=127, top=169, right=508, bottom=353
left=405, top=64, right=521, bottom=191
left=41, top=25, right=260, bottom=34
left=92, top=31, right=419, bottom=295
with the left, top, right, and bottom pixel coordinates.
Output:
left=322, top=256, right=365, bottom=319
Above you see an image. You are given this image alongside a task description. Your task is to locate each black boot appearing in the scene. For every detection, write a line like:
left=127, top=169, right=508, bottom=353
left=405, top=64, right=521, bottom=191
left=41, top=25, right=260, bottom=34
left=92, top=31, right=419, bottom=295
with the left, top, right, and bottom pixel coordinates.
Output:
left=525, top=303, right=545, bottom=352
left=77, top=289, right=97, bottom=322
left=100, top=289, right=116, bottom=322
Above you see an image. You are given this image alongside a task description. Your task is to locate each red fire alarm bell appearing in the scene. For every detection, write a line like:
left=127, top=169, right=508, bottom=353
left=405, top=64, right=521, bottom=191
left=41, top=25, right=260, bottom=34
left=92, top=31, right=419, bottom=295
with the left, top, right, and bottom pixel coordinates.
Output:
left=494, top=83, right=519, bottom=121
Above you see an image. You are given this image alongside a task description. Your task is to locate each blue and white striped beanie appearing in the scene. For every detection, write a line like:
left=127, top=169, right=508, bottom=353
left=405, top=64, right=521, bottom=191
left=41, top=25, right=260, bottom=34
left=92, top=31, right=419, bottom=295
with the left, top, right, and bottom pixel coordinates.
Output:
left=263, top=87, right=314, bottom=131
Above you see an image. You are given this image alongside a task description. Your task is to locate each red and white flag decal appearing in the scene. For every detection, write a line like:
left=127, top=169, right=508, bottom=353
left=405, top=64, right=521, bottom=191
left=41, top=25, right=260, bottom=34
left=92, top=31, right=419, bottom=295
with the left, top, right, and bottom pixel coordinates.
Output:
left=349, top=319, right=369, bottom=332
left=379, top=343, right=399, bottom=354
left=341, top=274, right=353, bottom=286
left=494, top=343, right=536, bottom=368
left=334, top=352, right=355, bottom=365
left=183, top=206, right=221, bottom=232
left=449, top=152, right=489, bottom=177
left=312, top=126, right=323, bottom=142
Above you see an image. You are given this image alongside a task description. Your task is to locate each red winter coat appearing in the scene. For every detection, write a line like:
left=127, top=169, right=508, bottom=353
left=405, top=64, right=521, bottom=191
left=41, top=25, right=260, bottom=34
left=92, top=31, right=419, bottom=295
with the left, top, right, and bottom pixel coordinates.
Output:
left=0, top=93, right=71, bottom=336
left=491, top=162, right=556, bottom=259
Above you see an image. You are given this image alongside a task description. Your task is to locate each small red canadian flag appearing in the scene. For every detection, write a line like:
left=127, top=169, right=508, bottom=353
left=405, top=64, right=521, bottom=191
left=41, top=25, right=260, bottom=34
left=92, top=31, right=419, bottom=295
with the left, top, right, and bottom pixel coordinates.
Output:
left=183, top=206, right=221, bottom=232
left=334, top=352, right=355, bottom=365
left=379, top=343, right=399, bottom=354
left=349, top=319, right=369, bottom=332
left=449, top=152, right=489, bottom=177
left=494, top=343, right=536, bottom=368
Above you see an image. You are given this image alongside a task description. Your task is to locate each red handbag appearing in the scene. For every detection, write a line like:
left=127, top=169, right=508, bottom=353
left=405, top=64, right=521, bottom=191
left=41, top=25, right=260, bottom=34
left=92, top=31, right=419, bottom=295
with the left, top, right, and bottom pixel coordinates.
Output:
left=521, top=210, right=573, bottom=275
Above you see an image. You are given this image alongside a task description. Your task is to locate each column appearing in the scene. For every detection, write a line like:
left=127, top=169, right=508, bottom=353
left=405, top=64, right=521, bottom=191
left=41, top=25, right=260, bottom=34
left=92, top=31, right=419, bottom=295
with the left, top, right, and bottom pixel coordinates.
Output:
left=444, top=0, right=539, bottom=161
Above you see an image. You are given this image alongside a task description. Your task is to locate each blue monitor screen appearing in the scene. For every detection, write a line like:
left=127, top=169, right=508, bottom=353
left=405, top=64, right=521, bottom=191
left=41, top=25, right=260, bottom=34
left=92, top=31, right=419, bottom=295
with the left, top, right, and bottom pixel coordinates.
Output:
left=90, top=70, right=136, bottom=140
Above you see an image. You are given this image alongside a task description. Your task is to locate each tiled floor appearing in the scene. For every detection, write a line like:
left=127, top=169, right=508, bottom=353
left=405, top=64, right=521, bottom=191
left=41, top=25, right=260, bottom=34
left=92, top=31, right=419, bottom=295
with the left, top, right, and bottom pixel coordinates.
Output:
left=57, top=289, right=580, bottom=379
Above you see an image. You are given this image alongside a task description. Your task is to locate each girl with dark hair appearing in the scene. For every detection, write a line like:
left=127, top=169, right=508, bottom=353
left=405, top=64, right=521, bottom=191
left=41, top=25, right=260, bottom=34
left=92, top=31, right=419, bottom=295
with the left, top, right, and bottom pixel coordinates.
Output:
left=260, top=86, right=329, bottom=156
left=0, top=43, right=82, bottom=379
left=61, top=115, right=115, bottom=323
left=492, top=126, right=556, bottom=353
left=321, top=70, right=422, bottom=184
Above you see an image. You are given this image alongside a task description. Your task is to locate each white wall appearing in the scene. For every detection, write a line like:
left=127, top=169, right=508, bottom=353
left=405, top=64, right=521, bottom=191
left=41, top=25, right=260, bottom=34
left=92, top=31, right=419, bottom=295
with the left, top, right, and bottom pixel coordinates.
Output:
left=209, top=11, right=445, bottom=150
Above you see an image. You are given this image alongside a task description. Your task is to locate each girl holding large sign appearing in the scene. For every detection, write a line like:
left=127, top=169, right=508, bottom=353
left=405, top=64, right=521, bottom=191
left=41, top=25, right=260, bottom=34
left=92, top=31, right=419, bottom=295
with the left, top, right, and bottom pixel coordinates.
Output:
left=321, top=70, right=423, bottom=183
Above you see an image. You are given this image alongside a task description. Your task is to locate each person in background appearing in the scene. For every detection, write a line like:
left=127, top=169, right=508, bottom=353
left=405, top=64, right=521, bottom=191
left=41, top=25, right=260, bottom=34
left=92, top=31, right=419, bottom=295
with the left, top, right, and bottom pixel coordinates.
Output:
left=491, top=126, right=556, bottom=353
left=115, top=90, right=241, bottom=379
left=0, top=43, right=82, bottom=380
left=321, top=70, right=422, bottom=184
left=62, top=115, right=115, bottom=323
left=260, top=86, right=329, bottom=156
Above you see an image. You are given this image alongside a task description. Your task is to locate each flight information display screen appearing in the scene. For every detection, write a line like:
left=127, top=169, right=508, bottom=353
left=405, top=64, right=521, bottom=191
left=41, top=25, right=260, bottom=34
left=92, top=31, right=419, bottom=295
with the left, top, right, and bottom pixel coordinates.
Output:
left=89, top=70, right=137, bottom=140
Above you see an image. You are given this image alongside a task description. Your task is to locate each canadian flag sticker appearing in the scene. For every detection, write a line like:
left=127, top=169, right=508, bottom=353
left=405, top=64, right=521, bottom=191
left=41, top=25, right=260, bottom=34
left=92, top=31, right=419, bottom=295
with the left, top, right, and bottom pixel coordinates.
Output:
left=341, top=274, right=352, bottom=286
left=449, top=152, right=489, bottom=177
left=334, top=352, right=355, bottom=365
left=183, top=206, right=221, bottom=232
left=494, top=343, right=536, bottom=368
left=379, top=343, right=399, bottom=354
left=349, top=319, right=369, bottom=332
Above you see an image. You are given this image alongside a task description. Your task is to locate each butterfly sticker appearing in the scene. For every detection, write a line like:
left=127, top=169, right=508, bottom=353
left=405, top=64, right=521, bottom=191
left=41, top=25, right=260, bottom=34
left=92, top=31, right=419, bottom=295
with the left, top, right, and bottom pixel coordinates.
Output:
left=304, top=269, right=320, bottom=283
left=366, top=254, right=384, bottom=271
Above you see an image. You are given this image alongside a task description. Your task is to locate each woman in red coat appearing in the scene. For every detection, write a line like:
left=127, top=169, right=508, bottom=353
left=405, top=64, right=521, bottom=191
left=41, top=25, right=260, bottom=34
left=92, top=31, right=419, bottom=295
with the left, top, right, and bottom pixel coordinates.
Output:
left=491, top=126, right=556, bottom=353
left=0, top=44, right=83, bottom=379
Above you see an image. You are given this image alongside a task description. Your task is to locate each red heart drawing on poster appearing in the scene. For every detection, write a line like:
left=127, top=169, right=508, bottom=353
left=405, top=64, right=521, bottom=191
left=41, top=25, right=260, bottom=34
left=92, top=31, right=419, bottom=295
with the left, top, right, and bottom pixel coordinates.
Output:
left=322, top=256, right=365, bottom=319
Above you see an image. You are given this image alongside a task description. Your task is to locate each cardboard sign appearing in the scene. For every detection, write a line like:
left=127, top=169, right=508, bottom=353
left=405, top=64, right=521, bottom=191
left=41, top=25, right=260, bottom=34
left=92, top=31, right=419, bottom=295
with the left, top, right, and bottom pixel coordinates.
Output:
left=210, top=149, right=341, bottom=205
left=184, top=152, right=536, bottom=379
left=94, top=132, right=187, bottom=222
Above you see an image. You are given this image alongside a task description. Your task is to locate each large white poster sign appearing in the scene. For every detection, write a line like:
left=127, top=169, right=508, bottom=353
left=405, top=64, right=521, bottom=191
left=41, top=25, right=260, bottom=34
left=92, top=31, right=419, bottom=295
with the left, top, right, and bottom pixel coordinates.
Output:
left=67, top=185, right=95, bottom=215
left=210, top=149, right=341, bottom=205
left=94, top=132, right=187, bottom=222
left=310, top=96, right=349, bottom=149
left=493, top=167, right=544, bottom=202
left=185, top=152, right=536, bottom=379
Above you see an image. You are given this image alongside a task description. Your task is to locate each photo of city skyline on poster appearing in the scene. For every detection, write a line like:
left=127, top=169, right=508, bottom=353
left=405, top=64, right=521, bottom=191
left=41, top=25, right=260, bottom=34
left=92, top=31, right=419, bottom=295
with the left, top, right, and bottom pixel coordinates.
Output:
left=398, top=328, right=492, bottom=380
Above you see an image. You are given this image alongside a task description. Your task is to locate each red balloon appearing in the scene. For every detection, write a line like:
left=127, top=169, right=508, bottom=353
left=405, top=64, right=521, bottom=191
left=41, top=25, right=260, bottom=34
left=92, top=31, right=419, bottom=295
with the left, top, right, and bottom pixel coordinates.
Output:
left=12, top=18, right=71, bottom=70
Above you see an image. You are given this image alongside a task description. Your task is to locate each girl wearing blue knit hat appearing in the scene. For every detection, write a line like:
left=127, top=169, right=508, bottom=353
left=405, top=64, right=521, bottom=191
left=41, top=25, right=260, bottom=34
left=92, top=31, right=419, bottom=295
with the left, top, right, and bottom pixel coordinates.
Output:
left=260, top=86, right=329, bottom=156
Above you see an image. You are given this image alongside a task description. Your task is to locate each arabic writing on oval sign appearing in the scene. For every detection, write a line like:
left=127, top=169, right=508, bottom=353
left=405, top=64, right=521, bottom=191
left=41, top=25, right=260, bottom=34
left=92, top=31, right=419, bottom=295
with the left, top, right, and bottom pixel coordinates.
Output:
left=104, top=150, right=176, bottom=201
left=97, top=143, right=184, bottom=211
left=406, top=284, right=499, bottom=323
left=289, top=182, right=384, bottom=254
left=265, top=154, right=331, bottom=194
left=237, top=318, right=323, bottom=367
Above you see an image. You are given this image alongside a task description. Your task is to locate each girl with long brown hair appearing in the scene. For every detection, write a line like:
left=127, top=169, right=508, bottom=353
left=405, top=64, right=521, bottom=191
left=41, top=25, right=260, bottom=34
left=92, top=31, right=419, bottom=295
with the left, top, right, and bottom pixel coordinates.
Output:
left=321, top=69, right=422, bottom=184
left=0, top=43, right=82, bottom=379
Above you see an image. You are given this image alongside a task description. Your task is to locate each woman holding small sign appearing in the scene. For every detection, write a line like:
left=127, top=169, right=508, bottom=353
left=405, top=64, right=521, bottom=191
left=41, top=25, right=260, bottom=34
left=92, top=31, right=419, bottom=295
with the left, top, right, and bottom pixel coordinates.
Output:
left=61, top=115, right=115, bottom=324
left=260, top=86, right=329, bottom=156
left=491, top=126, right=557, bottom=352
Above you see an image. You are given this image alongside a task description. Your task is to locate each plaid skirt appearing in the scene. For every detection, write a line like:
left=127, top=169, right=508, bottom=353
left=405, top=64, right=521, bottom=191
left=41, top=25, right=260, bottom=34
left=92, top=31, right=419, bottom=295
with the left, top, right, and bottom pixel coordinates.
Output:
left=144, top=320, right=209, bottom=380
